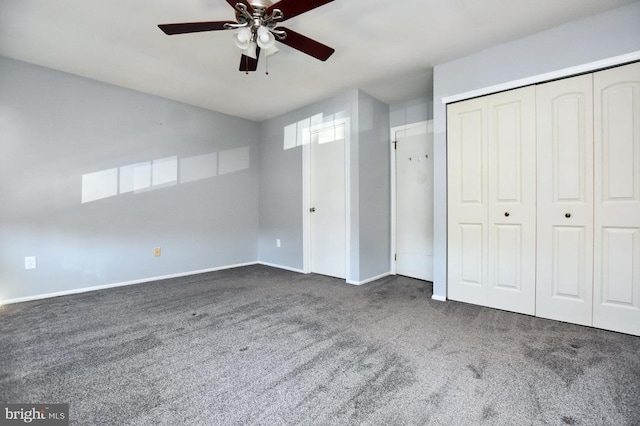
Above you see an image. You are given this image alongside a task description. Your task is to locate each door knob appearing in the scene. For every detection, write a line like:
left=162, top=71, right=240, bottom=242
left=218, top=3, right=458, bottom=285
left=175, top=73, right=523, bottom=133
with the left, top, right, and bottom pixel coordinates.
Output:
left=310, top=207, right=316, bottom=213
left=565, top=213, right=571, bottom=218
left=504, top=212, right=510, bottom=217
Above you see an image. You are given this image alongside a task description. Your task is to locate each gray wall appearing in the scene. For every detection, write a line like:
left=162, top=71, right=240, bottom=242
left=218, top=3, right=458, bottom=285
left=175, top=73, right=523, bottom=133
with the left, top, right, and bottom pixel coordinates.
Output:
left=0, top=56, right=259, bottom=302
left=356, top=91, right=390, bottom=281
left=1, top=57, right=393, bottom=302
left=258, top=90, right=391, bottom=283
left=390, top=97, right=433, bottom=128
left=257, top=111, right=305, bottom=270
left=432, top=2, right=640, bottom=299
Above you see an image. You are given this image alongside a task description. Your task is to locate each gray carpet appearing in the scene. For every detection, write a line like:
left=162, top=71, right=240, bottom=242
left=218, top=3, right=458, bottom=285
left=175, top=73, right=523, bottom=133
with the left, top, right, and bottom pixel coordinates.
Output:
left=1, top=265, right=639, bottom=425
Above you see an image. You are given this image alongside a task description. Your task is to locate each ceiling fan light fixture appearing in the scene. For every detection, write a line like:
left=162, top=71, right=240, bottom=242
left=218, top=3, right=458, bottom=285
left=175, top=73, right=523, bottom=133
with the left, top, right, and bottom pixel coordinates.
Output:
left=243, top=41, right=258, bottom=59
left=265, top=45, right=279, bottom=57
left=256, top=26, right=275, bottom=49
left=233, top=26, right=252, bottom=49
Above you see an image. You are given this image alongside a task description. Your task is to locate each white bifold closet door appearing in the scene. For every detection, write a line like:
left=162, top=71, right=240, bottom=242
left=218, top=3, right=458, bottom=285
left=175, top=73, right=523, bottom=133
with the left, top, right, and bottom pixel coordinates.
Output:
left=535, top=74, right=594, bottom=326
left=447, top=86, right=536, bottom=315
left=593, top=62, right=640, bottom=336
left=448, top=61, right=640, bottom=335
left=447, top=95, right=488, bottom=306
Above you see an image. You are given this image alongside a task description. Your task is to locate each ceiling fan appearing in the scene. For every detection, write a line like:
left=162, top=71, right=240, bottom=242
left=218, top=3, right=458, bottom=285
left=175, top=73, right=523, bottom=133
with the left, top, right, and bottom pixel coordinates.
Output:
left=158, top=0, right=336, bottom=73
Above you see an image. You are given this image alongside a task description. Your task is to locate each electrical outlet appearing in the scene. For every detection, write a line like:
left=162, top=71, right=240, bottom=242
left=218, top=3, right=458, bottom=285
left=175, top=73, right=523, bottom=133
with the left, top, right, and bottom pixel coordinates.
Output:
left=276, top=239, right=281, bottom=248
left=25, top=256, right=37, bottom=270
left=154, top=247, right=161, bottom=257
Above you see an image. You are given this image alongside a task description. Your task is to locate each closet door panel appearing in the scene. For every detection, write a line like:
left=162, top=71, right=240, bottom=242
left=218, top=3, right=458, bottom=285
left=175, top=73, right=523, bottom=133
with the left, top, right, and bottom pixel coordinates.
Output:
left=487, top=87, right=536, bottom=315
left=552, top=226, right=588, bottom=297
left=594, top=61, right=640, bottom=336
left=448, top=98, right=489, bottom=305
left=536, top=74, right=594, bottom=326
left=460, top=223, right=485, bottom=286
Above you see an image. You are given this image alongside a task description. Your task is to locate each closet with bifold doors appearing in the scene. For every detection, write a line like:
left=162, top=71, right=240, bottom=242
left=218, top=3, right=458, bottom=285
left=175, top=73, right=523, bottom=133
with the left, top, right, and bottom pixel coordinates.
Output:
left=447, top=61, right=640, bottom=336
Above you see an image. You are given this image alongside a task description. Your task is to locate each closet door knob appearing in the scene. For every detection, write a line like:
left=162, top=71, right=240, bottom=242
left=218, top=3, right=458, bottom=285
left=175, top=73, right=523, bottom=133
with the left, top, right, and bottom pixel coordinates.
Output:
left=565, top=213, right=571, bottom=218
left=504, top=212, right=510, bottom=217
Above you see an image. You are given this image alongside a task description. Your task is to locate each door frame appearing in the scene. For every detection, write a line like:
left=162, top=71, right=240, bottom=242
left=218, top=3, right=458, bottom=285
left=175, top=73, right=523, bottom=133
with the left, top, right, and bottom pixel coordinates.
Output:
left=390, top=120, right=433, bottom=276
left=302, top=116, right=352, bottom=281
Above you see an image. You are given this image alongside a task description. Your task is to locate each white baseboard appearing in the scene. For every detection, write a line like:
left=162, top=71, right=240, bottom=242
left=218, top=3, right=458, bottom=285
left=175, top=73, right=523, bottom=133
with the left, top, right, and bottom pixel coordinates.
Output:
left=0, top=261, right=259, bottom=306
left=1, top=264, right=410, bottom=305
left=432, top=294, right=446, bottom=302
left=346, top=272, right=391, bottom=286
left=257, top=261, right=305, bottom=274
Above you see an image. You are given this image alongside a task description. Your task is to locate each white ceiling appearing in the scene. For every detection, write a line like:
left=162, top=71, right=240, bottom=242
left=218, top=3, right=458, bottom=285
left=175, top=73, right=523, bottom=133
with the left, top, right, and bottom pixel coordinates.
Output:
left=1, top=0, right=637, bottom=121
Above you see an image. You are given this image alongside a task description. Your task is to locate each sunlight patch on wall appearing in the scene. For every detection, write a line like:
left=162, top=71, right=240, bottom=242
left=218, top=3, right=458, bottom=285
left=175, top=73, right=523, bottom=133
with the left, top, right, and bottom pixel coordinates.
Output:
left=283, top=122, right=297, bottom=150
left=283, top=113, right=348, bottom=150
left=283, top=114, right=320, bottom=150
left=81, top=147, right=250, bottom=204
left=219, top=147, right=250, bottom=176
left=120, top=162, right=151, bottom=194
left=180, top=152, right=218, bottom=184
left=316, top=122, right=345, bottom=144
left=152, top=157, right=178, bottom=188
left=81, top=168, right=118, bottom=204
left=116, top=156, right=177, bottom=196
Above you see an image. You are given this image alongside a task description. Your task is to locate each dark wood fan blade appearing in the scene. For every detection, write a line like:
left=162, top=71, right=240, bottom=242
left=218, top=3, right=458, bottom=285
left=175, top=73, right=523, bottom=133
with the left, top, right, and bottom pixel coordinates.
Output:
left=277, top=27, right=335, bottom=61
left=267, top=0, right=334, bottom=22
left=226, top=0, right=254, bottom=14
left=158, top=21, right=236, bottom=35
left=239, top=47, right=261, bottom=72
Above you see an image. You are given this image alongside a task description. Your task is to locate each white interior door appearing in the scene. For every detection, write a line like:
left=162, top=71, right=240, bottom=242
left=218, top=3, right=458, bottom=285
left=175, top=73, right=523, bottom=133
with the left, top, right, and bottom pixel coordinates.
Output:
left=486, top=87, right=537, bottom=315
left=536, top=74, right=594, bottom=326
left=448, top=96, right=489, bottom=305
left=310, top=124, right=346, bottom=279
left=395, top=123, right=434, bottom=281
left=593, top=61, right=640, bottom=336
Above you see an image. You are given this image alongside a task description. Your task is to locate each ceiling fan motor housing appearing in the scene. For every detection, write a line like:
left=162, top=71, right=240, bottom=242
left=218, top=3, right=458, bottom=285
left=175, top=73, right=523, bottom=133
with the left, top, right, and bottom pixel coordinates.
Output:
left=248, top=0, right=273, bottom=8
left=236, top=0, right=281, bottom=29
